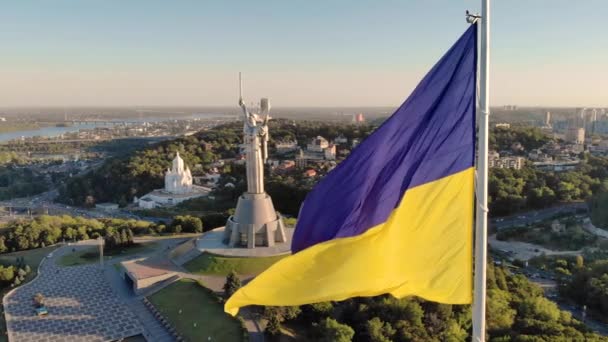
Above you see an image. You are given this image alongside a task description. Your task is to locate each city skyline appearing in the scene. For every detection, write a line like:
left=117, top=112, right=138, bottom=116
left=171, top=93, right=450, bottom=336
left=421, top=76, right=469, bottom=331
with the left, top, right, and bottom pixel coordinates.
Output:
left=0, top=1, right=606, bottom=107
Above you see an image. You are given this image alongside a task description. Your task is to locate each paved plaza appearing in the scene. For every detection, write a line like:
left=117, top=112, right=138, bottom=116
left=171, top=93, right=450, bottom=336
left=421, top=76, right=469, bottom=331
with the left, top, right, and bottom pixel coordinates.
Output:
left=4, top=246, right=144, bottom=342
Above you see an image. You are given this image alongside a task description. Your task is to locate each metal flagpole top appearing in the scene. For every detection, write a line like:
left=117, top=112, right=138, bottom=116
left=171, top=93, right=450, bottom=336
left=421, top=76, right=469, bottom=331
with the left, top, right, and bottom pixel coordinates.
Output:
left=465, top=10, right=481, bottom=24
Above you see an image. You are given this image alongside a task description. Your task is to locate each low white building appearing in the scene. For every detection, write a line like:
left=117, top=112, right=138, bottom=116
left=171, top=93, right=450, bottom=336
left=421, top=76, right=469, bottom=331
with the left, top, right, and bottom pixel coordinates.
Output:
left=164, top=152, right=193, bottom=194
left=96, top=203, right=119, bottom=211
left=307, top=136, right=329, bottom=152
left=533, top=160, right=580, bottom=172
left=275, top=140, right=298, bottom=154
left=324, top=144, right=336, bottom=160
left=528, top=149, right=552, bottom=162
left=489, top=156, right=525, bottom=170
left=334, top=134, right=348, bottom=145
left=120, top=258, right=177, bottom=295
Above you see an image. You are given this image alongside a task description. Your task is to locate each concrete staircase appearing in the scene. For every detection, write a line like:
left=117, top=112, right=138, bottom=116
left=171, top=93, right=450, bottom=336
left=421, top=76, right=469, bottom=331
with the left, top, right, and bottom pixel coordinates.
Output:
left=130, top=297, right=176, bottom=342
left=171, top=239, right=202, bottom=266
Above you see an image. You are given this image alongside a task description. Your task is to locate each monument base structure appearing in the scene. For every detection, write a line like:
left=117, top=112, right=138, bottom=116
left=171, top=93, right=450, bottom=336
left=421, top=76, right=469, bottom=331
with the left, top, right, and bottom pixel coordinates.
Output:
left=224, top=192, right=287, bottom=248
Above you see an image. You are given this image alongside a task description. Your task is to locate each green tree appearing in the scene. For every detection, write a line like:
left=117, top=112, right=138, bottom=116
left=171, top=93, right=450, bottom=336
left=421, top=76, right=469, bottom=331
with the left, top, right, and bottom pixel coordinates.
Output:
left=495, top=266, right=509, bottom=291
left=575, top=255, right=584, bottom=268
left=0, top=236, right=7, bottom=253
left=442, top=320, right=468, bottom=342
left=317, top=318, right=354, bottom=342
left=281, top=306, right=301, bottom=321
left=302, top=301, right=334, bottom=322
left=171, top=215, right=203, bottom=233
left=223, top=271, right=241, bottom=298
left=518, top=296, right=561, bottom=322
left=365, top=317, right=395, bottom=342
left=155, top=224, right=166, bottom=234
left=126, top=228, right=135, bottom=245
left=120, top=229, right=128, bottom=246
left=0, top=266, right=15, bottom=283
left=265, top=309, right=281, bottom=337
left=487, top=289, right=516, bottom=332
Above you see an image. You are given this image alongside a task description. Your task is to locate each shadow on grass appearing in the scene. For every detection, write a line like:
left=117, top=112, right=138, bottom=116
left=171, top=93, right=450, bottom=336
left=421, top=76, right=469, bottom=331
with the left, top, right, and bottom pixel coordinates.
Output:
left=183, top=251, right=287, bottom=276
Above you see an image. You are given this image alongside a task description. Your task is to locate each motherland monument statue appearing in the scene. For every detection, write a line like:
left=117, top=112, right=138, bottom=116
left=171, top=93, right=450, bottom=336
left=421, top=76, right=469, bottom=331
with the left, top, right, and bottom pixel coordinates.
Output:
left=223, top=73, right=287, bottom=248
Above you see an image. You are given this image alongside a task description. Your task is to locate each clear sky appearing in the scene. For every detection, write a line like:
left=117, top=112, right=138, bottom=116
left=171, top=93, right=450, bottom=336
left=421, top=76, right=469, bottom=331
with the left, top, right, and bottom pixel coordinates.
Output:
left=0, top=1, right=606, bottom=107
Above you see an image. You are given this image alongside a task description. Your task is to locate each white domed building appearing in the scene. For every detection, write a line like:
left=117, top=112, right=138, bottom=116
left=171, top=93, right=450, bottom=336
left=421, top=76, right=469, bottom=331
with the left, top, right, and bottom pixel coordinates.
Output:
left=164, top=152, right=194, bottom=194
left=137, top=152, right=210, bottom=209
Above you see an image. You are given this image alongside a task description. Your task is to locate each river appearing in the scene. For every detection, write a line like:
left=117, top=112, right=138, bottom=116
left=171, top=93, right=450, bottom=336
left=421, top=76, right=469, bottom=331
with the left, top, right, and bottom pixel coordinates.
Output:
left=0, top=113, right=230, bottom=143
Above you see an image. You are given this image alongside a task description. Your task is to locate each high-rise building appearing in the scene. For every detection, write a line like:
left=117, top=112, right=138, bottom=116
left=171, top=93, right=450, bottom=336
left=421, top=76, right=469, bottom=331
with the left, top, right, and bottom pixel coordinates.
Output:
left=545, top=111, right=551, bottom=126
left=565, top=127, right=585, bottom=144
left=352, top=113, right=365, bottom=124
left=570, top=110, right=585, bottom=129
left=591, top=109, right=598, bottom=123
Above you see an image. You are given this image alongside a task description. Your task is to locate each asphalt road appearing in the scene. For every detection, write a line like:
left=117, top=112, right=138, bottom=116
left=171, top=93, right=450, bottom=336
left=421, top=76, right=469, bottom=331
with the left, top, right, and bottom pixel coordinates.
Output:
left=490, top=202, right=588, bottom=230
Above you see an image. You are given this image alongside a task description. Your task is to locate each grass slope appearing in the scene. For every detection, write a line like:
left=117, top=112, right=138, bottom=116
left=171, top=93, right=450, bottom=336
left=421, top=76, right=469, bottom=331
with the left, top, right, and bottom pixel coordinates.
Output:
left=0, top=245, right=60, bottom=282
left=184, top=252, right=286, bottom=276
left=148, top=278, right=246, bottom=341
left=58, top=243, right=156, bottom=267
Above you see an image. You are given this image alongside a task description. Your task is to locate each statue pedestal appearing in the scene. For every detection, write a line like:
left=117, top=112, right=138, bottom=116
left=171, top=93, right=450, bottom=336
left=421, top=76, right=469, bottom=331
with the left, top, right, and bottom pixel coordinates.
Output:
left=223, top=193, right=287, bottom=248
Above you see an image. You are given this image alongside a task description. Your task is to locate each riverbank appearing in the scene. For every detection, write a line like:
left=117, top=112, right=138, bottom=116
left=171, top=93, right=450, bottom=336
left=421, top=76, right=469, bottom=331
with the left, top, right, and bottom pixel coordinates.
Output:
left=0, top=122, right=44, bottom=134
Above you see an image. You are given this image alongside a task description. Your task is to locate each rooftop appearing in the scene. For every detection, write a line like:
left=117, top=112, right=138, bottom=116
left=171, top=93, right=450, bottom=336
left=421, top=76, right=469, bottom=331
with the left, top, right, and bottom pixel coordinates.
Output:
left=121, top=258, right=176, bottom=280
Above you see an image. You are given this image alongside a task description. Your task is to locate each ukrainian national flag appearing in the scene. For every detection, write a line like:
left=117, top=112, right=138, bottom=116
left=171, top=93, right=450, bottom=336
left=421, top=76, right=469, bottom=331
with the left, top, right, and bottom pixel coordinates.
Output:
left=225, top=24, right=477, bottom=316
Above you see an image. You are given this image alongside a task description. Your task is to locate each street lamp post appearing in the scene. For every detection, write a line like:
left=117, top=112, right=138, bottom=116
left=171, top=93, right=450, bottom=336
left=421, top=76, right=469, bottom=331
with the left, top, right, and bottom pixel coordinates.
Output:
left=582, top=305, right=587, bottom=323
left=97, top=236, right=104, bottom=268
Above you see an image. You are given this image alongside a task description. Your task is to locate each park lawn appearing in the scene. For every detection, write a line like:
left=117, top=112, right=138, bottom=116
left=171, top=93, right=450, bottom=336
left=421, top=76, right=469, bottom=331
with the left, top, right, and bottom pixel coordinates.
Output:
left=148, top=278, right=246, bottom=342
left=58, top=242, right=157, bottom=267
left=184, top=251, right=287, bottom=276
left=0, top=245, right=60, bottom=282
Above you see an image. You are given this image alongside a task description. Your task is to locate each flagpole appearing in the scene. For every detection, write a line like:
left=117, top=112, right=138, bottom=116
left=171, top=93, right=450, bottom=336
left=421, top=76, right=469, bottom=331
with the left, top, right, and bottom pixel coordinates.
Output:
left=472, top=0, right=490, bottom=341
